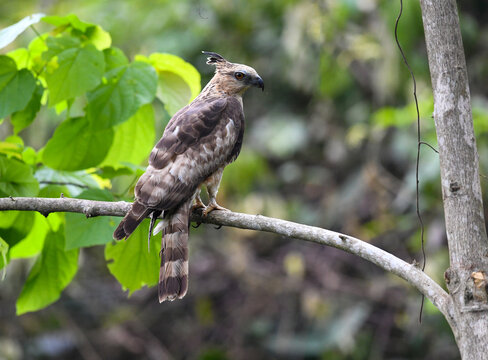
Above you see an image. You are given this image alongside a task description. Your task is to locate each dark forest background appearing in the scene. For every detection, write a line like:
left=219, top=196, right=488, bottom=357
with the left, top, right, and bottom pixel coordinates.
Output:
left=1, top=0, right=488, bottom=359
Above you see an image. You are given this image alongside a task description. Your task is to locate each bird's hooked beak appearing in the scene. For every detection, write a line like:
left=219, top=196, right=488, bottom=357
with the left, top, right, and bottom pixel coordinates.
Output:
left=252, top=76, right=264, bottom=92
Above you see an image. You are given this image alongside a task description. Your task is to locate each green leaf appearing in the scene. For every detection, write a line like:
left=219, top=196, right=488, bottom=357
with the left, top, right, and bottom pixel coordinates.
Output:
left=85, top=25, right=111, bottom=50
left=40, top=212, right=64, bottom=232
left=38, top=184, right=70, bottom=198
left=1, top=136, right=25, bottom=159
left=29, top=33, right=49, bottom=55
left=42, top=14, right=93, bottom=33
left=43, top=37, right=104, bottom=106
left=11, top=83, right=43, bottom=134
left=0, top=237, right=9, bottom=276
left=27, top=34, right=49, bottom=75
left=7, top=48, right=30, bottom=69
left=105, top=219, right=160, bottom=294
left=101, top=104, right=155, bottom=168
left=137, top=53, right=201, bottom=115
left=21, top=146, right=38, bottom=165
left=0, top=211, right=35, bottom=247
left=0, top=139, right=22, bottom=159
left=35, top=166, right=101, bottom=197
left=96, top=165, right=134, bottom=179
left=0, top=55, right=37, bottom=118
left=10, top=212, right=49, bottom=259
left=53, top=99, right=72, bottom=115
left=137, top=53, right=201, bottom=99
left=158, top=71, right=193, bottom=116
left=5, top=135, right=24, bottom=147
left=65, top=189, right=116, bottom=250
left=42, top=16, right=110, bottom=50
left=16, top=227, right=79, bottom=315
left=42, top=117, right=114, bottom=171
left=0, top=156, right=39, bottom=197
left=42, top=35, right=80, bottom=61
left=86, top=61, right=157, bottom=128
left=0, top=13, right=45, bottom=49
left=103, top=47, right=128, bottom=71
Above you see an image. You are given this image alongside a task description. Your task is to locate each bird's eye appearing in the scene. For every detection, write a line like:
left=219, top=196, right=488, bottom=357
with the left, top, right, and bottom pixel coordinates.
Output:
left=234, top=72, right=245, bottom=80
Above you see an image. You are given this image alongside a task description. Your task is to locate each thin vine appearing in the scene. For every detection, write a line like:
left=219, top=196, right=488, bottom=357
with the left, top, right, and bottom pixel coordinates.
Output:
left=394, top=0, right=437, bottom=323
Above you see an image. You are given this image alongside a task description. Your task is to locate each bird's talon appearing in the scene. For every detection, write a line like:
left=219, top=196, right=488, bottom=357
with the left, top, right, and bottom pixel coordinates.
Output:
left=192, top=202, right=205, bottom=212
left=192, top=222, right=202, bottom=228
left=191, top=205, right=205, bottom=213
left=192, top=193, right=206, bottom=212
left=202, top=203, right=229, bottom=217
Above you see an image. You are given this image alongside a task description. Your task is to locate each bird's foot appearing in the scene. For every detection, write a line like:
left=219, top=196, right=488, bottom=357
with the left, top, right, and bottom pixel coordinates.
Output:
left=202, top=201, right=229, bottom=217
left=192, top=197, right=206, bottom=212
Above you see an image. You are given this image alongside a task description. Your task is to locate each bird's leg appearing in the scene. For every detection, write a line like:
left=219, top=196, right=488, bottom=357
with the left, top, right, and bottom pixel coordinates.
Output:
left=190, top=188, right=204, bottom=228
left=192, top=189, right=205, bottom=211
left=202, top=167, right=229, bottom=217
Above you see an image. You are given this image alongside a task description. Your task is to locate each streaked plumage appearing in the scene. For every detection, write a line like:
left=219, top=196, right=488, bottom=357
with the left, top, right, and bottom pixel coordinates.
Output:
left=113, top=52, right=263, bottom=302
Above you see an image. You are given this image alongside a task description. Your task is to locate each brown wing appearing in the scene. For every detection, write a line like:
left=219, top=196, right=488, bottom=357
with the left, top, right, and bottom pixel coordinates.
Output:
left=134, top=96, right=244, bottom=211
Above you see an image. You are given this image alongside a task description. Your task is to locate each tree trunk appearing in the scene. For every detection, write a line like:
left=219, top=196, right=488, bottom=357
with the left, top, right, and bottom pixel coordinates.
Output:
left=420, top=0, right=488, bottom=358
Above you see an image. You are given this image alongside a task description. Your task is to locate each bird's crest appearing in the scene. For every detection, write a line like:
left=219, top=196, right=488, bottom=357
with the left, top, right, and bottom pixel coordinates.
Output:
left=202, top=51, right=227, bottom=65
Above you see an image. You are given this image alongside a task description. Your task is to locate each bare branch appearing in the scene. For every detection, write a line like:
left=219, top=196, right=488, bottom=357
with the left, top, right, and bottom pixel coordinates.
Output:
left=0, top=196, right=453, bottom=321
left=0, top=196, right=131, bottom=218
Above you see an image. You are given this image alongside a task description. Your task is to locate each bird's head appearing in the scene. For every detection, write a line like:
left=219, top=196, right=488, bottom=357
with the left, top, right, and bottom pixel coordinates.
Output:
left=203, top=51, right=264, bottom=95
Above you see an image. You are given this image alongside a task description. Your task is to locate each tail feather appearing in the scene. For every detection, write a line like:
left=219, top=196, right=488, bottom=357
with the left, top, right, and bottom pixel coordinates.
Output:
left=159, top=200, right=191, bottom=302
left=113, top=201, right=152, bottom=240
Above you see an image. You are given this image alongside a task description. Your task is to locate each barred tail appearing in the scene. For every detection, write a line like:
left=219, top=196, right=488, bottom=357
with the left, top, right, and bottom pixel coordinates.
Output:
left=113, top=201, right=151, bottom=240
left=159, top=200, right=191, bottom=302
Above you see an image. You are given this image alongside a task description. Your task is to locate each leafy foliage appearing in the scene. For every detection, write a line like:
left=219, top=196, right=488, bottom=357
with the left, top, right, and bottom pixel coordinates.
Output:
left=0, top=211, right=35, bottom=247
left=16, top=227, right=79, bottom=315
left=64, top=189, right=116, bottom=250
left=0, top=14, right=200, bottom=313
left=0, top=237, right=9, bottom=273
left=137, top=53, right=201, bottom=115
left=43, top=36, right=105, bottom=106
left=85, top=61, right=157, bottom=128
left=9, top=212, right=49, bottom=259
left=100, top=104, right=156, bottom=168
left=42, top=116, right=115, bottom=170
left=105, top=219, right=161, bottom=294
left=0, top=156, right=38, bottom=197
left=0, top=55, right=37, bottom=118
left=10, top=83, right=43, bottom=134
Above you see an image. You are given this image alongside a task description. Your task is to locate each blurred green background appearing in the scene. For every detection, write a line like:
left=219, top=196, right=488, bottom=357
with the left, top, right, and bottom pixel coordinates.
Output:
left=1, top=0, right=488, bottom=359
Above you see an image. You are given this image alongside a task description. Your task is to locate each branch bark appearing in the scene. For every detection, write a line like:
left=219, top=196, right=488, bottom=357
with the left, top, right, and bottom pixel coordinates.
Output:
left=0, top=197, right=452, bottom=321
left=420, top=0, right=488, bottom=358
left=0, top=196, right=453, bottom=322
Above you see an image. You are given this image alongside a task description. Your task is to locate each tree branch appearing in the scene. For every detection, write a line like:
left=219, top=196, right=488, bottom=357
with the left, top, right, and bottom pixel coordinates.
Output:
left=0, top=196, right=453, bottom=321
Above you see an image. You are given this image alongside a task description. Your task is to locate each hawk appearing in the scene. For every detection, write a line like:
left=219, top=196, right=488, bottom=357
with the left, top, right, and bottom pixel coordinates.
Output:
left=113, top=51, right=264, bottom=302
